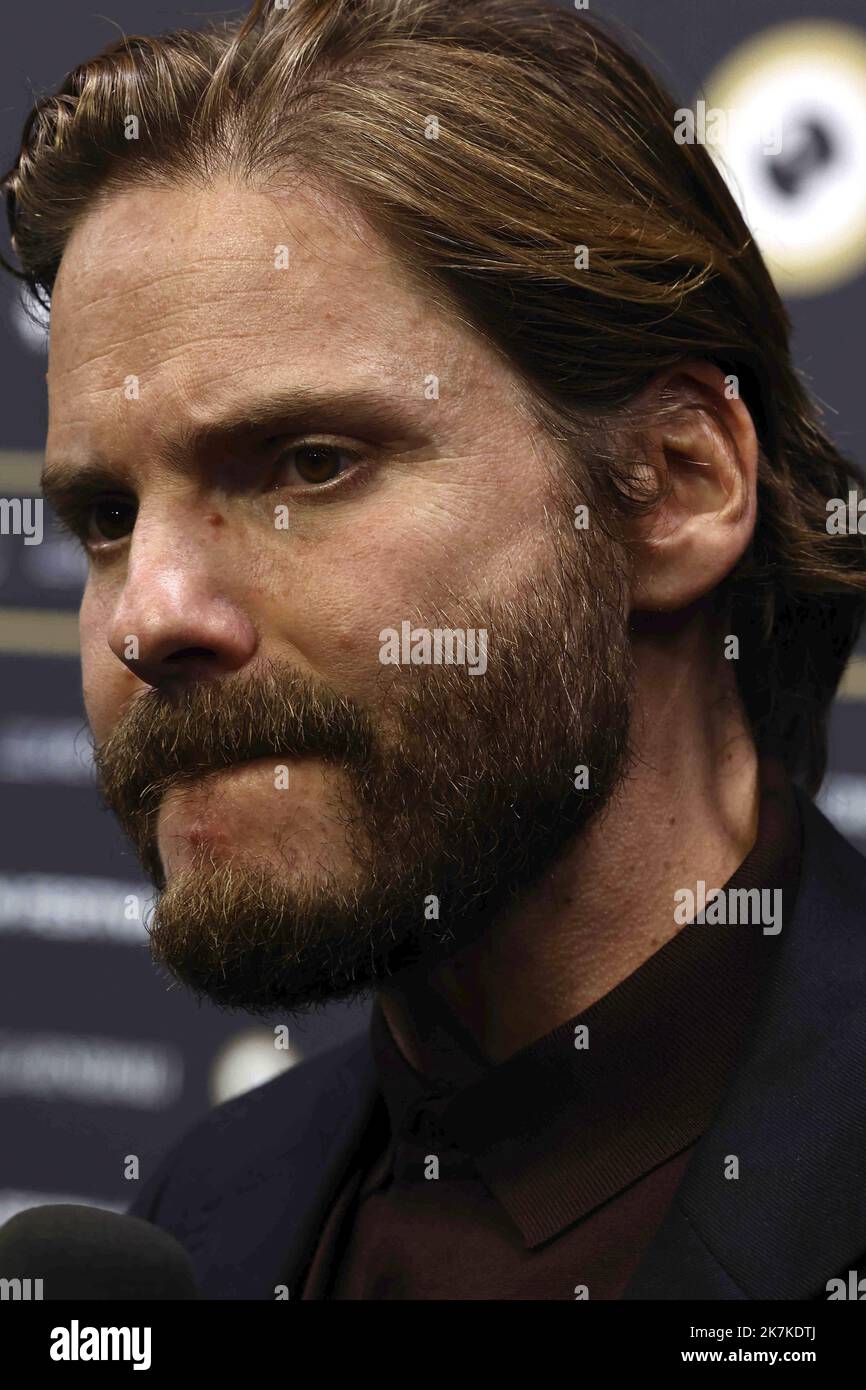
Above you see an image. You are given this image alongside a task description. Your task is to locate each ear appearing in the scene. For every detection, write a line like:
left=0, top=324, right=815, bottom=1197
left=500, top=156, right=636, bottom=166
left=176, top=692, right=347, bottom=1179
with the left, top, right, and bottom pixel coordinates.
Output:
left=627, top=361, right=759, bottom=612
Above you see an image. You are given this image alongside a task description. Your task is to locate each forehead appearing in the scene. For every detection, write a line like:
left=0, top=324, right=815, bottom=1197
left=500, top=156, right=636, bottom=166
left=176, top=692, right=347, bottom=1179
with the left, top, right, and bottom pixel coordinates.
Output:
left=45, top=176, right=486, bottom=455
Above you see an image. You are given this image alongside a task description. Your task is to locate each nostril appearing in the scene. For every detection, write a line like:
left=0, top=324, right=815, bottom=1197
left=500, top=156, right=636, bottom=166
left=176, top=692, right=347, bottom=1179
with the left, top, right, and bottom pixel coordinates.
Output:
left=163, top=647, right=219, bottom=666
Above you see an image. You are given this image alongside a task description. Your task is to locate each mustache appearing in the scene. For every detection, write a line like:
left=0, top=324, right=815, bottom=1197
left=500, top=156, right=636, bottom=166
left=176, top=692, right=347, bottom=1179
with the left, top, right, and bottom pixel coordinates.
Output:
left=92, top=658, right=376, bottom=824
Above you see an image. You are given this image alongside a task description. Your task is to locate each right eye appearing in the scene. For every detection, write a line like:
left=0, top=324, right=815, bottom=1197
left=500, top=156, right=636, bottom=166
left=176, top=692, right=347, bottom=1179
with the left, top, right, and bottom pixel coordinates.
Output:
left=75, top=495, right=138, bottom=547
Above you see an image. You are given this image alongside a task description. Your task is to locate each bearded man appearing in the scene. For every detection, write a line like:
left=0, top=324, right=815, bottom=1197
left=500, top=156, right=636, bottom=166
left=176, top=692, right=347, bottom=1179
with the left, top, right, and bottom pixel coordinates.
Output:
left=5, top=0, right=866, bottom=1300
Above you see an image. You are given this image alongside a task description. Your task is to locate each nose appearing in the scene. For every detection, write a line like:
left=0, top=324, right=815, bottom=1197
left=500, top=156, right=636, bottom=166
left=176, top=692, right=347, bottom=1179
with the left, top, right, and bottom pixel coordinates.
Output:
left=107, top=507, right=259, bottom=687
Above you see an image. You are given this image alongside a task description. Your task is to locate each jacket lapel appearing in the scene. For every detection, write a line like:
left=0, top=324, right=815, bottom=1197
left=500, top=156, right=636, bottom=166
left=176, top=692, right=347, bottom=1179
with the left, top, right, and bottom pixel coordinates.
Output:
left=185, top=1032, right=379, bottom=1299
left=623, top=791, right=866, bottom=1299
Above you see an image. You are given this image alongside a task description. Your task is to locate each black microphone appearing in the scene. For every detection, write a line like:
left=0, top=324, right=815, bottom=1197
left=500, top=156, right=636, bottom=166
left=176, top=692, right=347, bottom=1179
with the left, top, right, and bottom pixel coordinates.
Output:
left=0, top=1203, right=199, bottom=1299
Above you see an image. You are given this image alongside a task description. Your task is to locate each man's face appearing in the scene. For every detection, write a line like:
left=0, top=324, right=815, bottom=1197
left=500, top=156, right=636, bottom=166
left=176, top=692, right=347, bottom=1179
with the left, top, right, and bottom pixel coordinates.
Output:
left=44, top=177, right=634, bottom=1016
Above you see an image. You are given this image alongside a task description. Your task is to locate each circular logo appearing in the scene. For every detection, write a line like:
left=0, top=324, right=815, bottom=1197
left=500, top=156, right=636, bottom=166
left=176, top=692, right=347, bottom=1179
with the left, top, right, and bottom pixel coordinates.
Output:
left=701, top=21, right=866, bottom=297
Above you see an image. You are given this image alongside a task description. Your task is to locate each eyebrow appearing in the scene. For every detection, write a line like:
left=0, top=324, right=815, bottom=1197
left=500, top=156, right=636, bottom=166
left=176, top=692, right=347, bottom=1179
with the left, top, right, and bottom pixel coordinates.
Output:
left=41, top=384, right=429, bottom=502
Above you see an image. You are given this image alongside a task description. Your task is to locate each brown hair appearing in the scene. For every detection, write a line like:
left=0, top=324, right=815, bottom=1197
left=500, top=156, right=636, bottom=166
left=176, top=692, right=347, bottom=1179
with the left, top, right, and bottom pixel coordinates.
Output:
left=3, top=0, right=864, bottom=793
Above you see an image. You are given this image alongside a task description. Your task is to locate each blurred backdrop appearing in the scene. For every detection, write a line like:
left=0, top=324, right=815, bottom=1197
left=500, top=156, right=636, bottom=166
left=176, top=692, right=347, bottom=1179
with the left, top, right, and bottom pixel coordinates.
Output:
left=2, top=0, right=866, bottom=1222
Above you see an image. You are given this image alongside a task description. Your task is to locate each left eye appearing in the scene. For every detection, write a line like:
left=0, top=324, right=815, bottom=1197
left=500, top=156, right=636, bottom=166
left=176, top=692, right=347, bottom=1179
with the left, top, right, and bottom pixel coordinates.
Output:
left=280, top=443, right=354, bottom=486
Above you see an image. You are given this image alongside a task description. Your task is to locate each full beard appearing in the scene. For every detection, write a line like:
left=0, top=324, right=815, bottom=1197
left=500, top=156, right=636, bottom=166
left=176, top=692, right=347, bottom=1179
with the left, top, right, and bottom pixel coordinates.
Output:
left=93, top=509, right=635, bottom=1019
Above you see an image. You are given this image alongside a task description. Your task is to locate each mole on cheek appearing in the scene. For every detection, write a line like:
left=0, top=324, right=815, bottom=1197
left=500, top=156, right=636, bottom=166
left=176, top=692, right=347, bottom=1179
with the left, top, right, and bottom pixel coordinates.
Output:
left=205, top=513, right=225, bottom=528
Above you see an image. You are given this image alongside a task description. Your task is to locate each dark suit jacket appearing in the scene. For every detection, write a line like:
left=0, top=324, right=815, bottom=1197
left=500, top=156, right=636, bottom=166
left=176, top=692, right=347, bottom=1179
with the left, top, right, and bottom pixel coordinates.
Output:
left=127, top=789, right=866, bottom=1299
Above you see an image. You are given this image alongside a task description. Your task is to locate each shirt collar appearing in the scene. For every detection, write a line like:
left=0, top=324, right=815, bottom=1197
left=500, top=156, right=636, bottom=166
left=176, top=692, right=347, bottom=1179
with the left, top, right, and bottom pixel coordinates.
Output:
left=369, top=758, right=803, bottom=1246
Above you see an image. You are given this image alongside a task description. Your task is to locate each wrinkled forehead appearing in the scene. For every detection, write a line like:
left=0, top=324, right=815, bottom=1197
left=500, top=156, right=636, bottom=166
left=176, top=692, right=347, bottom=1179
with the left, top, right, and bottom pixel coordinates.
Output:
left=48, top=177, right=428, bottom=376
left=44, top=175, right=502, bottom=460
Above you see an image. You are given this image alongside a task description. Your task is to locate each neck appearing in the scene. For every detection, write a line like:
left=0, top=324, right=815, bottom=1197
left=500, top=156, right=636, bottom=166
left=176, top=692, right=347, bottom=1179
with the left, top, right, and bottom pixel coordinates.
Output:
left=377, top=616, right=760, bottom=1070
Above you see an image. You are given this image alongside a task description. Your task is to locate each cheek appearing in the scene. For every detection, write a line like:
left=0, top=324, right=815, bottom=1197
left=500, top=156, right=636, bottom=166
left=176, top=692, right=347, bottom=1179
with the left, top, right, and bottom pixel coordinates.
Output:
left=251, top=479, right=550, bottom=700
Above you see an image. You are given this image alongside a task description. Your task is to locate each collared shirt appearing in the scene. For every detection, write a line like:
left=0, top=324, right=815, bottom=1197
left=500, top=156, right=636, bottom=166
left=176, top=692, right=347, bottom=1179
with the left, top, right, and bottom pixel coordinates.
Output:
left=301, top=759, right=802, bottom=1299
